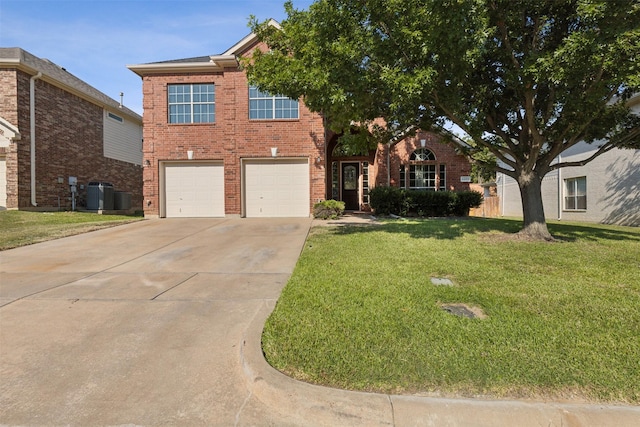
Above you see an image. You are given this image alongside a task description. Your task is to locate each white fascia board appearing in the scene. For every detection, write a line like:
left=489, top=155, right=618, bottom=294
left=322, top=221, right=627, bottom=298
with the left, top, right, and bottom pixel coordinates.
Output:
left=127, top=55, right=238, bottom=77
left=0, top=116, right=21, bottom=141
left=223, top=19, right=281, bottom=56
left=223, top=33, right=259, bottom=56
left=209, top=55, right=240, bottom=67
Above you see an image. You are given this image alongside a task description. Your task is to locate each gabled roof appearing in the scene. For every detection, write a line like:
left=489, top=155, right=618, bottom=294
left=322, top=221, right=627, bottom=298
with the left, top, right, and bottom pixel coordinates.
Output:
left=0, top=48, right=141, bottom=122
left=127, top=19, right=281, bottom=77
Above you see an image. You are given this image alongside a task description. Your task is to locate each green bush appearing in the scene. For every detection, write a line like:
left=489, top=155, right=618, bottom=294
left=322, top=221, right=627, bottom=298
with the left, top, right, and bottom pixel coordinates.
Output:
left=369, top=186, right=404, bottom=215
left=370, top=187, right=483, bottom=217
left=313, top=199, right=345, bottom=219
left=454, top=190, right=484, bottom=216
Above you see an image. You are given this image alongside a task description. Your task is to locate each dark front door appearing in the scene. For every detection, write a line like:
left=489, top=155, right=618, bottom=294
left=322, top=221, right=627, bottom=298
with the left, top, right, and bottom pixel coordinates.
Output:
left=341, top=162, right=359, bottom=210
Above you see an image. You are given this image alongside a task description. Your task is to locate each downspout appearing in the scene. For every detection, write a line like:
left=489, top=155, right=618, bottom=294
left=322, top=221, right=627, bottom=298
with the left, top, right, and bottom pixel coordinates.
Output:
left=500, top=172, right=505, bottom=217
left=386, top=142, right=391, bottom=186
left=557, top=154, right=562, bottom=220
left=30, top=72, right=42, bottom=206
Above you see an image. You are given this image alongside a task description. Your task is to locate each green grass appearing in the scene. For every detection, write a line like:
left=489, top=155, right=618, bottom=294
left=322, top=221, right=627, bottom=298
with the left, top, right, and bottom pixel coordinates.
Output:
left=0, top=210, right=143, bottom=250
left=262, top=218, right=640, bottom=404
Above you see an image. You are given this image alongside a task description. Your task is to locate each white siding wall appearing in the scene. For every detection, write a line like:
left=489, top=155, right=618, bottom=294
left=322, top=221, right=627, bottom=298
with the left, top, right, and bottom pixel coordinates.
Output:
left=498, top=145, right=640, bottom=226
left=103, top=110, right=143, bottom=165
left=498, top=98, right=640, bottom=226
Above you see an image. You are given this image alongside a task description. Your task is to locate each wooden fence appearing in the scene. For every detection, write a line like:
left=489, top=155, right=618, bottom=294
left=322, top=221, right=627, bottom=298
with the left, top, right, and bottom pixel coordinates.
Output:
left=469, top=183, right=500, bottom=218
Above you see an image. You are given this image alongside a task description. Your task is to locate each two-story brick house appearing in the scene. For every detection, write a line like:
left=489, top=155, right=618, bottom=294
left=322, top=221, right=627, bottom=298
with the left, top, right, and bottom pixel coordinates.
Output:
left=128, top=28, right=471, bottom=218
left=0, top=48, right=143, bottom=211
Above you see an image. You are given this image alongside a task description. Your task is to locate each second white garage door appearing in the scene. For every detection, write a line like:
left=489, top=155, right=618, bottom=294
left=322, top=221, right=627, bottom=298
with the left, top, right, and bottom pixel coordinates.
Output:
left=244, top=159, right=309, bottom=217
left=164, top=162, right=225, bottom=217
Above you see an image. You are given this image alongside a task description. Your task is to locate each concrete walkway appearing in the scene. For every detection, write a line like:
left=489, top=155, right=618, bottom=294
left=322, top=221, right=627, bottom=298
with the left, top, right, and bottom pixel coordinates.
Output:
left=1, top=217, right=638, bottom=426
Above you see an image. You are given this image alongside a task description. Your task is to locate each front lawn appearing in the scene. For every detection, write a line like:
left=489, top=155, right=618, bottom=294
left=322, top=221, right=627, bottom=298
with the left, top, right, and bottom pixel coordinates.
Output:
left=262, top=218, right=640, bottom=404
left=0, top=210, right=143, bottom=250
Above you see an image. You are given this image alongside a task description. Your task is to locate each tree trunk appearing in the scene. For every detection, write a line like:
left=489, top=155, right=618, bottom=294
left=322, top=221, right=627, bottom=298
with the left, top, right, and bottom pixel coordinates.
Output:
left=517, top=171, right=554, bottom=241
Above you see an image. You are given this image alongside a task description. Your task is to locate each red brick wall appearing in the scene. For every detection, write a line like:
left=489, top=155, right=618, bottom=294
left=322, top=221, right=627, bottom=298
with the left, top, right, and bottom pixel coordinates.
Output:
left=0, top=68, right=142, bottom=210
left=141, top=49, right=326, bottom=217
left=376, top=131, right=471, bottom=191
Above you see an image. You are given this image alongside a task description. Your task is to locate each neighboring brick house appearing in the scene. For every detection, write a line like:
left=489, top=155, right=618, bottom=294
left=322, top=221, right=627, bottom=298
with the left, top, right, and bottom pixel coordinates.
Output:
left=128, top=27, right=471, bottom=218
left=0, top=48, right=143, bottom=211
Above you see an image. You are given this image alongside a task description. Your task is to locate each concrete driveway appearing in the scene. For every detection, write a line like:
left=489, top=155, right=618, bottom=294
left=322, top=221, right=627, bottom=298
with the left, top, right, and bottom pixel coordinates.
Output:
left=0, top=218, right=313, bottom=425
left=2, top=217, right=639, bottom=426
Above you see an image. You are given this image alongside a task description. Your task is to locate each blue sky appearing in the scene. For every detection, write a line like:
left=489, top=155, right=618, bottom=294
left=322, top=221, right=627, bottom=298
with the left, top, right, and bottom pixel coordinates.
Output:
left=0, top=0, right=314, bottom=115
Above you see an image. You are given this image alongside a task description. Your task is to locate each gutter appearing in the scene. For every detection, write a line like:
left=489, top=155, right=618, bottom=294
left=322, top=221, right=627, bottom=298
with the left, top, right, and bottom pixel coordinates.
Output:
left=30, top=71, right=42, bottom=206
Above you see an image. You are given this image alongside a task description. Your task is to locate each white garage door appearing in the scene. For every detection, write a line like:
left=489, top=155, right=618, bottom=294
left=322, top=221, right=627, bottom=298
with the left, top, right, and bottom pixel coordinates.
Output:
left=245, top=159, right=309, bottom=217
left=0, top=157, right=6, bottom=210
left=164, top=162, right=225, bottom=217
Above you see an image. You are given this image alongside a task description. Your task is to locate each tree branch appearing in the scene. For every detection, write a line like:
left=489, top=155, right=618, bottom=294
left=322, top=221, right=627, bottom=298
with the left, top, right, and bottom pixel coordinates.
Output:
left=485, top=114, right=519, bottom=156
left=548, top=141, right=616, bottom=171
left=494, top=11, right=521, bottom=70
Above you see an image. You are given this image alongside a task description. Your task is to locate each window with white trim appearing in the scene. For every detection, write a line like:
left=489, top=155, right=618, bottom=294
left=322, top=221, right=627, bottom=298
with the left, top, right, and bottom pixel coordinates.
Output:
left=168, top=83, right=215, bottom=124
left=439, top=164, right=446, bottom=191
left=249, top=86, right=299, bottom=119
left=362, top=161, right=370, bottom=204
left=564, top=177, right=587, bottom=210
left=409, top=148, right=441, bottom=190
left=331, top=161, right=339, bottom=199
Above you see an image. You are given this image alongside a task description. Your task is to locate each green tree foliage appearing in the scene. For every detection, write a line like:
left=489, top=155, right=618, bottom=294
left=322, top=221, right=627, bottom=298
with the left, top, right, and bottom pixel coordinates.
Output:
left=246, top=0, right=640, bottom=240
left=470, top=147, right=498, bottom=183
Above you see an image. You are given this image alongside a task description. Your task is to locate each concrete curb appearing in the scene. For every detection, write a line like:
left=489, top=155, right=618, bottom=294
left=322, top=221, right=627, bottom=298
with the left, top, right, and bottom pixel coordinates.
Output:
left=240, top=303, right=640, bottom=427
left=240, top=301, right=394, bottom=426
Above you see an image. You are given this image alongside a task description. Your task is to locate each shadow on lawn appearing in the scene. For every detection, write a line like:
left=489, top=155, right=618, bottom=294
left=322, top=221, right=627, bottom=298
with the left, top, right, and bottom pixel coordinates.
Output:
left=328, top=216, right=640, bottom=242
left=548, top=222, right=640, bottom=242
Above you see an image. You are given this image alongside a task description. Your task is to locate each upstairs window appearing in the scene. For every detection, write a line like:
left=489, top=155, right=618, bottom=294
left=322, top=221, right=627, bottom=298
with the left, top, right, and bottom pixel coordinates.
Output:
left=168, top=83, right=215, bottom=124
left=249, top=86, right=299, bottom=120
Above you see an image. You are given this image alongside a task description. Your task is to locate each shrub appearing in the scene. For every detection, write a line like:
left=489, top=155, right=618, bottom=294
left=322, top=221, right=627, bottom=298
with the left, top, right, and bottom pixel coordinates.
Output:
left=370, top=187, right=483, bottom=217
left=369, top=186, right=404, bottom=215
left=454, top=190, right=484, bottom=216
left=313, top=199, right=345, bottom=219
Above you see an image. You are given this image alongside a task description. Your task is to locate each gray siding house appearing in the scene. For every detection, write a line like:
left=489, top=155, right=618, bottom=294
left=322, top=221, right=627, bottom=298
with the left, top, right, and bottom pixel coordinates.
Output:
left=497, top=94, right=640, bottom=227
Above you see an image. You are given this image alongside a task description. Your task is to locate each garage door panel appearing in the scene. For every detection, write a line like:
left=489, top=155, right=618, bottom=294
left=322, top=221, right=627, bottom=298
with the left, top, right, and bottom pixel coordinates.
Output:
left=165, top=163, right=224, bottom=218
left=245, top=159, right=309, bottom=218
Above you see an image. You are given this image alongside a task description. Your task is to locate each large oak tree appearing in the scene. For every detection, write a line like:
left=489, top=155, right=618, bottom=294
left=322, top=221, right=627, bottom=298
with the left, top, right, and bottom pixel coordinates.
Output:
left=246, top=0, right=640, bottom=240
